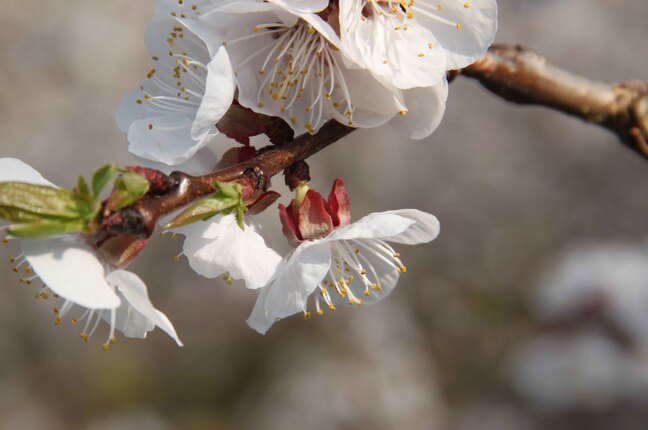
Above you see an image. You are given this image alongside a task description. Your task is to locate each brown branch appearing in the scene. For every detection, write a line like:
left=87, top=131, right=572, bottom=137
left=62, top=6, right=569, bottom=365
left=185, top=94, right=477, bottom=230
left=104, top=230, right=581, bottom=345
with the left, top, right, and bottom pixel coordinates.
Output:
left=459, top=44, right=648, bottom=158
left=103, top=121, right=354, bottom=237
left=105, top=44, right=648, bottom=238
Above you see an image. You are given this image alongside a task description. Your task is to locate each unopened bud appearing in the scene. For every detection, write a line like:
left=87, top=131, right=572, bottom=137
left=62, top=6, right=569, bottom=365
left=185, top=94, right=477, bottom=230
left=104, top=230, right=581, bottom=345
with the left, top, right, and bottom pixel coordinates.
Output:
left=284, top=160, right=311, bottom=191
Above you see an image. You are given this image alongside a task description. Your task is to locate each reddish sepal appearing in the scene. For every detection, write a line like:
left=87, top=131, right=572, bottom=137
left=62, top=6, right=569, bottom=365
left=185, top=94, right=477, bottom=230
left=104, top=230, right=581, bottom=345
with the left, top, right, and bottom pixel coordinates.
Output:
left=298, top=190, right=334, bottom=241
left=328, top=177, right=351, bottom=227
left=247, top=191, right=281, bottom=215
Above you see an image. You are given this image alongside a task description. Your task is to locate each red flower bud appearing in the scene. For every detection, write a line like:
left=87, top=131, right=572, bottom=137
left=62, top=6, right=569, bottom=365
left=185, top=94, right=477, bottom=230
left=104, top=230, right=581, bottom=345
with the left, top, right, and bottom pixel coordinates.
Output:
left=279, top=178, right=351, bottom=245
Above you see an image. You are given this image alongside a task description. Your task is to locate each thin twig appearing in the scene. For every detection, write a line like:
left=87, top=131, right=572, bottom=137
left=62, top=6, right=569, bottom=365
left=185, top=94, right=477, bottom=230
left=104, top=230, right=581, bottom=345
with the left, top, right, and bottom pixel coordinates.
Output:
left=460, top=44, right=648, bottom=158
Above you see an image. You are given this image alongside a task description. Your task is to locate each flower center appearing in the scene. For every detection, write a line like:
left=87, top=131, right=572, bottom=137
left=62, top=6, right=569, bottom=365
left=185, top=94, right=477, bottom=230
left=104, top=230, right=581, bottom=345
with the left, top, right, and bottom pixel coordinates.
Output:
left=226, top=19, right=356, bottom=132
left=303, top=238, right=407, bottom=319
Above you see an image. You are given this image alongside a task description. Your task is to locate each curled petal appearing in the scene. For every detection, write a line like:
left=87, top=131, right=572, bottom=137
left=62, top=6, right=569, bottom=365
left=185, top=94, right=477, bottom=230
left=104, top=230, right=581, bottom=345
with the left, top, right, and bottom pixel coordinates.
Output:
left=191, top=48, right=235, bottom=141
left=106, top=270, right=183, bottom=346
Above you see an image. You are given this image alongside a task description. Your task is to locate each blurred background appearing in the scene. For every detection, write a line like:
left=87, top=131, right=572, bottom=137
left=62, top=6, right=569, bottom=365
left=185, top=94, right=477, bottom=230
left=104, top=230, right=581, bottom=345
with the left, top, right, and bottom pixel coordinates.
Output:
left=1, top=0, right=648, bottom=428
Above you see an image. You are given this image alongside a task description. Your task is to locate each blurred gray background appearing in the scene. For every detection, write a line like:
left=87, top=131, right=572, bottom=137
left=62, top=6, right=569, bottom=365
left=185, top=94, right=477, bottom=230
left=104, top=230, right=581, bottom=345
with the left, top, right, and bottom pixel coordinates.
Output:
left=1, top=1, right=648, bottom=429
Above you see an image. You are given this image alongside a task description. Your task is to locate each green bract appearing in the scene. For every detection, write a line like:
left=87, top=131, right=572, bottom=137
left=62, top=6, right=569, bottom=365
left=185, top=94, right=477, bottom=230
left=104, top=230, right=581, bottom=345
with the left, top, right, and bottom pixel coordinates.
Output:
left=165, top=181, right=246, bottom=230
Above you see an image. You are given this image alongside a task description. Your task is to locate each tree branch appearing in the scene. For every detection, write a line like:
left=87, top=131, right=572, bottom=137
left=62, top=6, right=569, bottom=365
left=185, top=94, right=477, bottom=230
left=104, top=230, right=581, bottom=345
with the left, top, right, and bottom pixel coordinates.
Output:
left=104, top=44, right=648, bottom=238
left=459, top=44, right=648, bottom=158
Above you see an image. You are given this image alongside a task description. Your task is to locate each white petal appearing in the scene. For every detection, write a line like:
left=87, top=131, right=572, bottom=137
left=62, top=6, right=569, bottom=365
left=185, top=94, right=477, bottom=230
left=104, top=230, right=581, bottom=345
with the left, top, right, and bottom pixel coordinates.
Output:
left=132, top=146, right=221, bottom=176
left=377, top=209, right=440, bottom=245
left=180, top=214, right=282, bottom=290
left=191, top=47, right=235, bottom=141
left=0, top=158, right=54, bottom=186
left=22, top=239, right=120, bottom=309
left=328, top=54, right=402, bottom=129
left=269, top=0, right=328, bottom=14
left=390, top=79, right=448, bottom=139
left=326, top=212, right=416, bottom=242
left=145, top=17, right=210, bottom=67
left=414, top=0, right=498, bottom=69
left=340, top=0, right=447, bottom=89
left=109, top=292, right=156, bottom=339
left=247, top=241, right=331, bottom=334
left=128, top=114, right=212, bottom=165
left=106, top=270, right=183, bottom=346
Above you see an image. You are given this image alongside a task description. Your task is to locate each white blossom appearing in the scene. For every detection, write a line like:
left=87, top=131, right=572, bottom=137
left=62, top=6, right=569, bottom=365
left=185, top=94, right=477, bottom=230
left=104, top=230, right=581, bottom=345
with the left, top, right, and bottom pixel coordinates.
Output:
left=0, top=158, right=182, bottom=348
left=116, top=16, right=234, bottom=166
left=247, top=208, right=440, bottom=334
left=165, top=0, right=405, bottom=135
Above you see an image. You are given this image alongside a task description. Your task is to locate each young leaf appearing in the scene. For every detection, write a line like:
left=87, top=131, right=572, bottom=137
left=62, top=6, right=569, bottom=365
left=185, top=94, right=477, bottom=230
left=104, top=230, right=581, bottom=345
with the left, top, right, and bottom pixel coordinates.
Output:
left=76, top=175, right=91, bottom=201
left=164, top=194, right=240, bottom=229
left=105, top=172, right=150, bottom=212
left=215, top=181, right=242, bottom=198
left=8, top=219, right=87, bottom=239
left=92, top=163, right=117, bottom=197
left=0, top=182, right=81, bottom=220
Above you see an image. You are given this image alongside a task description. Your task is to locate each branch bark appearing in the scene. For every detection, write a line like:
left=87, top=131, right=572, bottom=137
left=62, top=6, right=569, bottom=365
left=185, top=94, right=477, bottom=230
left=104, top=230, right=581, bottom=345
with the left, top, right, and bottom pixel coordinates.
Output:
left=104, top=44, right=648, bottom=238
left=459, top=44, right=648, bottom=158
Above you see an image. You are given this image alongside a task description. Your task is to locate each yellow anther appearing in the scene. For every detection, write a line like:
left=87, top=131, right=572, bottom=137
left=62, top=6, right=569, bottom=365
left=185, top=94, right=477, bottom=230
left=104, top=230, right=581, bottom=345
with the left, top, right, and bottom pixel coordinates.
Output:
left=463, top=2, right=471, bottom=8
left=254, top=27, right=260, bottom=33
left=399, top=110, right=408, bottom=116
left=371, top=283, right=378, bottom=290
left=383, top=59, right=388, bottom=64
left=258, top=69, right=265, bottom=75
left=418, top=53, right=425, bottom=57
left=316, top=309, right=324, bottom=316
left=360, top=269, right=367, bottom=275
left=456, top=23, right=462, bottom=30
left=148, top=123, right=153, bottom=130
left=71, top=319, right=78, bottom=325
left=393, top=253, right=401, bottom=257
left=364, top=290, right=370, bottom=297
left=102, top=343, right=110, bottom=351
left=54, top=317, right=62, bottom=326
left=303, top=312, right=311, bottom=320
left=258, top=102, right=264, bottom=108
left=329, top=304, right=336, bottom=311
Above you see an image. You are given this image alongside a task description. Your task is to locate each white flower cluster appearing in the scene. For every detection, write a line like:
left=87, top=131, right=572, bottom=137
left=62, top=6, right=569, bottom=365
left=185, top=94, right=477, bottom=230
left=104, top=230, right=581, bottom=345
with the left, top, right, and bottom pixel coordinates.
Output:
left=0, top=0, right=498, bottom=347
left=117, top=0, right=498, bottom=166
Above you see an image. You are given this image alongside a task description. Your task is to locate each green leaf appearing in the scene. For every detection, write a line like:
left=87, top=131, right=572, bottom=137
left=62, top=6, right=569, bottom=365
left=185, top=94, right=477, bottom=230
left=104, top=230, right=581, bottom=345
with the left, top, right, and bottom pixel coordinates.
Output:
left=215, top=181, right=242, bottom=198
left=77, top=175, right=91, bottom=200
left=105, top=172, right=150, bottom=212
left=164, top=194, right=240, bottom=229
left=0, top=182, right=82, bottom=221
left=165, top=181, right=247, bottom=229
left=92, top=164, right=117, bottom=197
left=8, top=219, right=87, bottom=239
